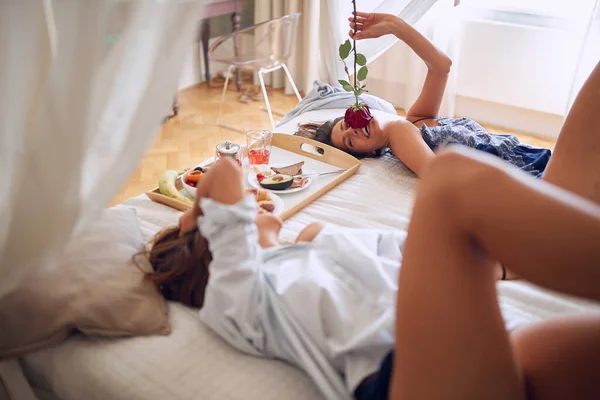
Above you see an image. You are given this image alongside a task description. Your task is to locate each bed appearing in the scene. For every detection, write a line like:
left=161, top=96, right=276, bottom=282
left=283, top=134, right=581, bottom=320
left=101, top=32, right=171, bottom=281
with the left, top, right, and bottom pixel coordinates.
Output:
left=19, top=109, right=600, bottom=400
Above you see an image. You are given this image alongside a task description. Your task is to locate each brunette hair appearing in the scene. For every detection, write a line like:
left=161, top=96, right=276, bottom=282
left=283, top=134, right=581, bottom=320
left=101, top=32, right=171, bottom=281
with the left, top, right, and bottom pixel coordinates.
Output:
left=294, top=117, right=343, bottom=146
left=141, top=225, right=212, bottom=308
left=294, top=117, right=385, bottom=158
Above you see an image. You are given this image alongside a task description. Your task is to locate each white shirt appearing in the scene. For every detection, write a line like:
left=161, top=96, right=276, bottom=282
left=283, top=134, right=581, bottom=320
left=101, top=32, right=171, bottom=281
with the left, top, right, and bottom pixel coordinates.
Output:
left=197, top=197, right=406, bottom=399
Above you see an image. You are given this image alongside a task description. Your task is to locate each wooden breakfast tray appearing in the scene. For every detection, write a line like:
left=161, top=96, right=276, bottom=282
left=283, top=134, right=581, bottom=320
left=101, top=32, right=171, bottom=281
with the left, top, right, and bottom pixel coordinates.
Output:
left=146, top=133, right=362, bottom=220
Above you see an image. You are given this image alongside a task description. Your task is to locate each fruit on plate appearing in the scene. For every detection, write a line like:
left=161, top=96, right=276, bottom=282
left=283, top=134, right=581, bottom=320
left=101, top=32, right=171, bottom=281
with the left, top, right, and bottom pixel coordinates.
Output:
left=245, top=188, right=275, bottom=213
left=271, top=161, right=304, bottom=176
left=259, top=174, right=294, bottom=191
left=246, top=188, right=271, bottom=202
left=253, top=164, right=274, bottom=177
left=256, top=188, right=271, bottom=202
left=159, top=170, right=193, bottom=207
left=184, top=170, right=204, bottom=187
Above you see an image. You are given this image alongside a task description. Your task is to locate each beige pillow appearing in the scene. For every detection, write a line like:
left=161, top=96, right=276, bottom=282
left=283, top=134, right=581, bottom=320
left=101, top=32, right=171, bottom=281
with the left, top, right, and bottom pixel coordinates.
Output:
left=0, top=206, right=171, bottom=359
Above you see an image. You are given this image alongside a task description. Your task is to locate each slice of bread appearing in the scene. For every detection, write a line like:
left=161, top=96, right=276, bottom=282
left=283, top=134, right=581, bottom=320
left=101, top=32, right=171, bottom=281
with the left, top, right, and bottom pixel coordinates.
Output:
left=271, top=161, right=304, bottom=176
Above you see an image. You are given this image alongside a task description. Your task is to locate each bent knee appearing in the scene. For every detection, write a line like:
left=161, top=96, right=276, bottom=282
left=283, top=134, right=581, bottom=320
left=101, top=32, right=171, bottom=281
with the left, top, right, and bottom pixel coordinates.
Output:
left=425, top=147, right=503, bottom=182
left=418, top=148, right=507, bottom=221
left=296, top=222, right=325, bottom=243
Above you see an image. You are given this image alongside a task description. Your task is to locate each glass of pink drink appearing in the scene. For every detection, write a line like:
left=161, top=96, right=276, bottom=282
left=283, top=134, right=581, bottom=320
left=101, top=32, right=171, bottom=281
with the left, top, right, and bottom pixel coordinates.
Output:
left=246, top=130, right=273, bottom=166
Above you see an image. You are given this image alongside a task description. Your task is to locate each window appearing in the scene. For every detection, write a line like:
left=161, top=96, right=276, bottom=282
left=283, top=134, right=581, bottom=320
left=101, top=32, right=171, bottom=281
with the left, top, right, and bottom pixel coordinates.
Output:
left=460, top=0, right=598, bottom=29
left=462, top=0, right=596, bottom=19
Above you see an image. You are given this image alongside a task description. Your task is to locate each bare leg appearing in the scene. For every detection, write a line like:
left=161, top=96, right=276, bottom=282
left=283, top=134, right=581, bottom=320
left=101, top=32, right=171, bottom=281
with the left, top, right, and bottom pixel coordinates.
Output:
left=543, top=61, right=600, bottom=204
left=499, top=62, right=600, bottom=281
left=389, top=61, right=600, bottom=400
left=390, top=148, right=600, bottom=400
left=509, top=60, right=600, bottom=400
left=511, top=313, right=600, bottom=400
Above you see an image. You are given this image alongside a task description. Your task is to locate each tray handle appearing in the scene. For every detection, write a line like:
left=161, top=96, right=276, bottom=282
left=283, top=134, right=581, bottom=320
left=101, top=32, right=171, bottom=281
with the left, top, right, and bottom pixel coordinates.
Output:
left=271, top=133, right=359, bottom=169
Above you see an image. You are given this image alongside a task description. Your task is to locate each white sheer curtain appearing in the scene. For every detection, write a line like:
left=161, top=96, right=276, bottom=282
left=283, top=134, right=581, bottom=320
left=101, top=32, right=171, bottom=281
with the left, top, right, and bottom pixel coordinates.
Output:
left=254, top=0, right=442, bottom=95
left=0, top=0, right=205, bottom=295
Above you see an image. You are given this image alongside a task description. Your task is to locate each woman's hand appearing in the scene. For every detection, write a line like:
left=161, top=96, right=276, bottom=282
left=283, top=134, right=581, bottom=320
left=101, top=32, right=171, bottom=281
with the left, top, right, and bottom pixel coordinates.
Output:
left=348, top=12, right=399, bottom=40
left=255, top=212, right=283, bottom=248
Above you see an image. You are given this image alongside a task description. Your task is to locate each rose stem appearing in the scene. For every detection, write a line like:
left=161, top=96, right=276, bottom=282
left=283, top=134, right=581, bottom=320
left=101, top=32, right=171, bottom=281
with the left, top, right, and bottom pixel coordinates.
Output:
left=352, top=0, right=359, bottom=108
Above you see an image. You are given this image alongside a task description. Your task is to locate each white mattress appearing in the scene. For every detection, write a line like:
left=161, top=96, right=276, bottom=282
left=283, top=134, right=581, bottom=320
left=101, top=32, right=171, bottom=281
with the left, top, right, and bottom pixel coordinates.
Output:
left=21, top=109, right=600, bottom=400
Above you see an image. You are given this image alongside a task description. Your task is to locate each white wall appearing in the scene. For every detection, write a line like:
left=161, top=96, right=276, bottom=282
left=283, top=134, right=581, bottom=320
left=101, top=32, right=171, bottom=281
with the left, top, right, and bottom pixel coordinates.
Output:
left=178, top=42, right=203, bottom=90
left=368, top=16, right=591, bottom=137
left=177, top=38, right=232, bottom=90
left=456, top=20, right=581, bottom=116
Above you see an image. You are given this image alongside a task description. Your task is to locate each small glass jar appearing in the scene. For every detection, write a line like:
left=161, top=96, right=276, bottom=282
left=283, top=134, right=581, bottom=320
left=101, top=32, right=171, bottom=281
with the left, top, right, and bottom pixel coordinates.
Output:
left=215, top=140, right=243, bottom=167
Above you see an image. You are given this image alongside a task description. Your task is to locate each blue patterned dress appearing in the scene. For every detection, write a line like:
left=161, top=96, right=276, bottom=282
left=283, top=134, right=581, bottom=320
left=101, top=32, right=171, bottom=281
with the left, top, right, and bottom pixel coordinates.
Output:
left=419, top=117, right=552, bottom=178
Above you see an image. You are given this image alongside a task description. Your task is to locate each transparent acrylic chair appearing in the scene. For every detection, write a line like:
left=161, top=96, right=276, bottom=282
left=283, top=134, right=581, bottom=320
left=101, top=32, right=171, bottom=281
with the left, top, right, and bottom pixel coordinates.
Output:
left=208, top=12, right=302, bottom=132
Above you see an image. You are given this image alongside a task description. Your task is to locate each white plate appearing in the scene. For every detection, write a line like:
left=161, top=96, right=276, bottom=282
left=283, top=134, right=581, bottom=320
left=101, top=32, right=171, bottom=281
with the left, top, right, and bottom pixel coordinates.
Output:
left=247, top=172, right=312, bottom=194
left=266, top=193, right=284, bottom=216
left=181, top=172, right=283, bottom=216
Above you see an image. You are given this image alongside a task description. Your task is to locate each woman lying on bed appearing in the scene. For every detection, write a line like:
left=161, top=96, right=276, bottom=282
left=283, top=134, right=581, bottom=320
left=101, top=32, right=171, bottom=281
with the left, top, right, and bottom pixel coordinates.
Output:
left=141, top=157, right=510, bottom=399
left=144, top=59, right=600, bottom=400
left=295, top=12, right=552, bottom=178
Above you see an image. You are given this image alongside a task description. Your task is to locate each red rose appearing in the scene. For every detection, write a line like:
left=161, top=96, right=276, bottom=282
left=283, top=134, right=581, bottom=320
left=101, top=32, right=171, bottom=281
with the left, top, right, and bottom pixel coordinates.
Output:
left=344, top=104, right=373, bottom=129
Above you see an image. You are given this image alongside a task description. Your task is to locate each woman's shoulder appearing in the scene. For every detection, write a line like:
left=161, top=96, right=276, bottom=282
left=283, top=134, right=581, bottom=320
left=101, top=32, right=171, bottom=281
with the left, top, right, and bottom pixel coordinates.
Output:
left=387, top=117, right=420, bottom=132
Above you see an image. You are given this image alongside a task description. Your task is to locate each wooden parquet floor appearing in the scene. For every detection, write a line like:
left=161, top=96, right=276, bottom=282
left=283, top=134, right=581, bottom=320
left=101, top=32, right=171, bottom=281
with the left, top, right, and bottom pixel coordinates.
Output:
left=109, top=80, right=298, bottom=206
left=109, top=80, right=557, bottom=206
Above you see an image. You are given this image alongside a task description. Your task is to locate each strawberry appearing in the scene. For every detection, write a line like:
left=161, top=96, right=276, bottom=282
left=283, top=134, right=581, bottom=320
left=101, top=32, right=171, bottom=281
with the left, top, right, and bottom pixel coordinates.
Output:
left=256, top=173, right=266, bottom=182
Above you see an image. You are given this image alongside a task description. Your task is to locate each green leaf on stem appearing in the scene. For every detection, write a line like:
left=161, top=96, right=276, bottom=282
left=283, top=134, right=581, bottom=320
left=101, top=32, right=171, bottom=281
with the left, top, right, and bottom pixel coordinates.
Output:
left=357, top=66, right=368, bottom=81
left=339, top=40, right=352, bottom=60
left=355, top=53, right=367, bottom=66
left=339, top=79, right=354, bottom=92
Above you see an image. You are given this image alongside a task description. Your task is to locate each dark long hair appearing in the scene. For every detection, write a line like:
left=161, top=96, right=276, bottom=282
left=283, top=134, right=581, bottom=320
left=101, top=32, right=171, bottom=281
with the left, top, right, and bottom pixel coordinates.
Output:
left=294, top=117, right=385, bottom=158
left=294, top=117, right=343, bottom=146
left=140, top=226, right=212, bottom=308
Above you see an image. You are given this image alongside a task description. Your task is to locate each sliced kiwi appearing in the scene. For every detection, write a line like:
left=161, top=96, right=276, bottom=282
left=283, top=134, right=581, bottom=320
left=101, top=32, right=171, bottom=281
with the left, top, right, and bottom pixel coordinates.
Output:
left=259, top=174, right=293, bottom=190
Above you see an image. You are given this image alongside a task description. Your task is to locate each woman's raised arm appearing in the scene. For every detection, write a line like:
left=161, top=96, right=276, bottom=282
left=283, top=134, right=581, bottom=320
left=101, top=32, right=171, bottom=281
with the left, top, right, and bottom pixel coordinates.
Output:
left=349, top=12, right=451, bottom=123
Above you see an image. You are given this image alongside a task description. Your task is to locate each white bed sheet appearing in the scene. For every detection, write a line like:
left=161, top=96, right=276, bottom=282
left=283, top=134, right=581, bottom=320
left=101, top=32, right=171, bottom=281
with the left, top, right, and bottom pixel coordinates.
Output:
left=21, top=109, right=600, bottom=400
